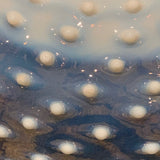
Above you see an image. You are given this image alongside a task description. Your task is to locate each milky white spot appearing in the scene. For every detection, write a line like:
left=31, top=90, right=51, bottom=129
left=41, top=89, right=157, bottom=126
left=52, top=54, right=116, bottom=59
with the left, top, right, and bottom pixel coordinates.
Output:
left=60, top=25, right=79, bottom=42
left=119, top=28, right=140, bottom=44
left=92, top=125, right=111, bottom=140
left=124, top=0, right=142, bottom=13
left=81, top=83, right=99, bottom=98
left=6, top=11, right=24, bottom=27
left=50, top=101, right=66, bottom=115
left=16, top=73, right=31, bottom=87
left=142, top=142, right=160, bottom=155
left=0, top=124, right=12, bottom=138
left=108, top=59, right=125, bottom=73
left=39, top=51, right=55, bottom=66
left=80, top=1, right=98, bottom=16
left=145, top=80, right=160, bottom=95
left=129, top=105, right=147, bottom=119
left=30, top=153, right=51, bottom=160
left=58, top=141, right=77, bottom=155
left=21, top=116, right=38, bottom=130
